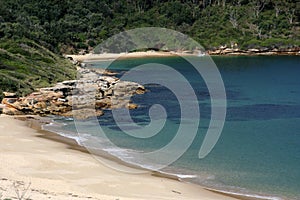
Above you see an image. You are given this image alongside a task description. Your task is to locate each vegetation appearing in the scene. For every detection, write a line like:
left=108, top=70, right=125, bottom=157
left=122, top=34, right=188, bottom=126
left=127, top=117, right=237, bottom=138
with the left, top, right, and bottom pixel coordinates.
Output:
left=0, top=0, right=299, bottom=98
left=0, top=38, right=76, bottom=99
left=0, top=0, right=299, bottom=53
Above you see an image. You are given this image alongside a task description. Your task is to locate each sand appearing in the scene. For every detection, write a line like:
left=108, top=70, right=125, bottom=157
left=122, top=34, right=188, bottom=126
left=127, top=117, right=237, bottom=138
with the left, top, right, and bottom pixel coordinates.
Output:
left=65, top=51, right=197, bottom=62
left=0, top=115, right=238, bottom=200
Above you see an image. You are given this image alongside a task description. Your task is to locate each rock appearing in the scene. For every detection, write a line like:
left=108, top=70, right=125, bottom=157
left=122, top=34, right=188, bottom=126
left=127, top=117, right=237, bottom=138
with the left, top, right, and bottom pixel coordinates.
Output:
left=33, top=101, right=47, bottom=109
left=1, top=67, right=145, bottom=119
left=95, top=98, right=111, bottom=109
left=63, top=109, right=104, bottom=120
left=61, top=80, right=77, bottom=86
left=113, top=81, right=145, bottom=96
left=0, top=104, right=5, bottom=114
left=1, top=93, right=22, bottom=115
left=222, top=48, right=234, bottom=54
left=2, top=106, right=24, bottom=115
left=99, top=76, right=119, bottom=84
left=3, top=92, right=17, bottom=98
left=90, top=68, right=118, bottom=76
left=11, top=101, right=24, bottom=110
left=1, top=98, right=17, bottom=105
left=80, top=63, right=87, bottom=68
left=136, top=88, right=145, bottom=94
left=127, top=103, right=138, bottom=110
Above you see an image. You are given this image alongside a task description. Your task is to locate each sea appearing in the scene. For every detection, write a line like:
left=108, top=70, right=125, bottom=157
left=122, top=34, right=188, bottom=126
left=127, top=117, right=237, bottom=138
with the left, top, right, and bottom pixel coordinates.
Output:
left=44, top=55, right=300, bottom=200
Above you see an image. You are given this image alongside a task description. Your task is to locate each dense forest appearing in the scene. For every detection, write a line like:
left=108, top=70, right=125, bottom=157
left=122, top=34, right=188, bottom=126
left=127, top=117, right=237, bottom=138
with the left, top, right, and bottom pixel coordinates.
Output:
left=1, top=0, right=299, bottom=53
left=0, top=0, right=299, bottom=99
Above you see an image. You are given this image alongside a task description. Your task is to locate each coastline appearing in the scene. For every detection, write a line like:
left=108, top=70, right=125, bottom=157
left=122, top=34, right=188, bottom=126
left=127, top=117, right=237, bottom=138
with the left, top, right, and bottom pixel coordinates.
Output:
left=65, top=51, right=192, bottom=62
left=0, top=114, right=239, bottom=200
left=65, top=50, right=300, bottom=63
left=0, top=55, right=292, bottom=200
left=36, top=116, right=285, bottom=200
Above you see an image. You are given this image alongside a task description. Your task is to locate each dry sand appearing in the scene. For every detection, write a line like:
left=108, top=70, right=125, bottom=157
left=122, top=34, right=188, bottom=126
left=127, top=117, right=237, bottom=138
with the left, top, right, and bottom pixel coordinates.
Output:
left=0, top=115, right=238, bottom=200
left=65, top=51, right=196, bottom=62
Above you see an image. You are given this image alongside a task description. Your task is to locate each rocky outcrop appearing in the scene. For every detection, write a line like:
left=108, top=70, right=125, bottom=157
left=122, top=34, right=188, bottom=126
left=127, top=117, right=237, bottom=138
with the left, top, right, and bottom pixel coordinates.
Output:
left=1, top=68, right=145, bottom=119
left=207, top=47, right=300, bottom=56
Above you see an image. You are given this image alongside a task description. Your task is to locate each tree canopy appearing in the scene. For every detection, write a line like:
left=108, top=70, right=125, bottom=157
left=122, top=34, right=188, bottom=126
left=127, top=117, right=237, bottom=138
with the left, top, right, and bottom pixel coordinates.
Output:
left=0, top=0, right=299, bottom=53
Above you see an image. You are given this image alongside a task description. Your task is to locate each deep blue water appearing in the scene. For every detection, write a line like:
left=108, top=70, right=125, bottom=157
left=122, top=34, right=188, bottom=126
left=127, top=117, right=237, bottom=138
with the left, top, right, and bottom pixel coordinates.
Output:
left=52, top=56, right=300, bottom=200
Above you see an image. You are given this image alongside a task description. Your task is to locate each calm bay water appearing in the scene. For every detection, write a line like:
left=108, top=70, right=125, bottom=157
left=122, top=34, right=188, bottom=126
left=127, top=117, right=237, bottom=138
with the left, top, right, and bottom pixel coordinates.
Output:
left=49, top=56, right=300, bottom=199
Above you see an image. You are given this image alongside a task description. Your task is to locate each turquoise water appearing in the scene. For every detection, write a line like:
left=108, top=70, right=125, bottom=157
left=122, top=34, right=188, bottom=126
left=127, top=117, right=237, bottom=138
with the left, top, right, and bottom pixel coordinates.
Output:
left=51, top=56, right=300, bottom=199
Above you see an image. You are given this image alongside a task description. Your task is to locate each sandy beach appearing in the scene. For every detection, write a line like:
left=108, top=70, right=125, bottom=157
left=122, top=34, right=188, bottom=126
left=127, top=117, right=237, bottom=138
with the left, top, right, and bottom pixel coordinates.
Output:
left=65, top=51, right=299, bottom=63
left=0, top=115, right=238, bottom=200
left=65, top=51, right=197, bottom=62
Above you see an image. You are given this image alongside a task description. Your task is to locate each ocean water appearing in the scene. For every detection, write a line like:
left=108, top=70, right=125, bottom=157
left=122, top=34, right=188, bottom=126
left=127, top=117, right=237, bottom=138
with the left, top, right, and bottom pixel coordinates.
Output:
left=46, top=56, right=300, bottom=200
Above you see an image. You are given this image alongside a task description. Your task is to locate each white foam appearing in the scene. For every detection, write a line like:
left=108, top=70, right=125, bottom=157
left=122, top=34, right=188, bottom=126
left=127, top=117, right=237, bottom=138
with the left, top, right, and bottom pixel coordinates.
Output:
left=177, top=174, right=198, bottom=179
left=44, top=122, right=54, bottom=126
left=42, top=122, right=88, bottom=146
left=156, top=170, right=198, bottom=180
left=56, top=132, right=87, bottom=145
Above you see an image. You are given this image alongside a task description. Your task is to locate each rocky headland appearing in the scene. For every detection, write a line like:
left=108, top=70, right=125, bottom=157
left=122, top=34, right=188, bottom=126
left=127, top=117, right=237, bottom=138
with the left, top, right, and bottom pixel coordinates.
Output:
left=207, top=46, right=300, bottom=56
left=1, top=67, right=145, bottom=120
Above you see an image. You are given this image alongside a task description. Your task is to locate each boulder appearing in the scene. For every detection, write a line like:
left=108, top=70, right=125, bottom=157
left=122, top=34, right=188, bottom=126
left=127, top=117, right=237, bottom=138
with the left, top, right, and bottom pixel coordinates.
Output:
left=136, top=87, right=146, bottom=94
left=127, top=103, right=138, bottom=110
left=3, top=92, right=17, bottom=98
left=2, top=106, right=24, bottom=115
left=90, top=68, right=118, bottom=76
left=63, top=109, right=104, bottom=120
left=2, top=98, right=17, bottom=105
left=1, top=68, right=145, bottom=119
left=95, top=98, right=111, bottom=109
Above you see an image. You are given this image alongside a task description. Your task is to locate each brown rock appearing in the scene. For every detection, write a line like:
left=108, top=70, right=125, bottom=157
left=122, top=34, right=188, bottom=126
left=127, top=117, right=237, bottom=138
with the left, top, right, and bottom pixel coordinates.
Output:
left=136, top=87, right=145, bottom=94
left=127, top=103, right=138, bottom=110
left=64, top=109, right=104, bottom=120
left=90, top=68, right=118, bottom=76
left=11, top=101, right=24, bottom=110
left=1, top=98, right=17, bottom=105
left=1, top=68, right=146, bottom=119
left=33, top=102, right=47, bottom=110
left=2, top=106, right=24, bottom=115
left=3, top=92, right=17, bottom=98
left=95, top=98, right=111, bottom=109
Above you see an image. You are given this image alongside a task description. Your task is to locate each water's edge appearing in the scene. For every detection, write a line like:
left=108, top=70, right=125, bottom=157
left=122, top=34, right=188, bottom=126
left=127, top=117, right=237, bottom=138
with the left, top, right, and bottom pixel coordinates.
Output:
left=28, top=115, right=284, bottom=200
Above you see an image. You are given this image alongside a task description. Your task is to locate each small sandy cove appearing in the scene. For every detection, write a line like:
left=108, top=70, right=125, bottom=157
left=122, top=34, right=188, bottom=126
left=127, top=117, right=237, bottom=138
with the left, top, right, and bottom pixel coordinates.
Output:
left=0, top=115, right=237, bottom=200
left=65, top=51, right=196, bottom=62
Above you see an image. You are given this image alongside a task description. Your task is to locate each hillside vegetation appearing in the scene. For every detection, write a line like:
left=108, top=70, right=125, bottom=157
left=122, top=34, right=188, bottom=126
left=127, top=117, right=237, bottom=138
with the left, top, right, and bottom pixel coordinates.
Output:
left=0, top=0, right=299, bottom=98
left=0, top=0, right=299, bottom=53
left=0, top=39, right=76, bottom=99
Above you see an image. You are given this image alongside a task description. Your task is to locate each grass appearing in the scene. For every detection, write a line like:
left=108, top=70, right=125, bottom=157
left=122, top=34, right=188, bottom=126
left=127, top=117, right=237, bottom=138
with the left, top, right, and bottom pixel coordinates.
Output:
left=0, top=38, right=77, bottom=99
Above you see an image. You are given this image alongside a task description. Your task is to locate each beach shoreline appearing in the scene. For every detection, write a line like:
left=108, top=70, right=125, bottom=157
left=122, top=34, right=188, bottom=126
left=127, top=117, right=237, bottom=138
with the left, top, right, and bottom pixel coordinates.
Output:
left=65, top=51, right=300, bottom=63
left=0, top=114, right=240, bottom=200
left=65, top=51, right=195, bottom=63
left=36, top=116, right=285, bottom=200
